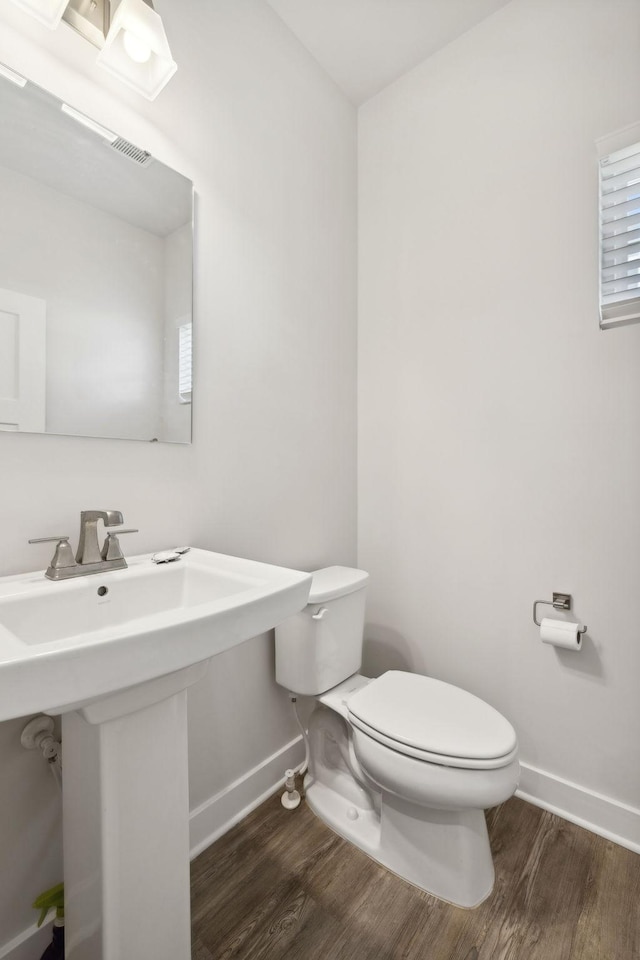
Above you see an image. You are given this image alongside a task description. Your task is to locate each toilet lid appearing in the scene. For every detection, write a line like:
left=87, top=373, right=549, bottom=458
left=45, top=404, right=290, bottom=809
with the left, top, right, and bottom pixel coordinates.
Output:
left=347, top=671, right=517, bottom=764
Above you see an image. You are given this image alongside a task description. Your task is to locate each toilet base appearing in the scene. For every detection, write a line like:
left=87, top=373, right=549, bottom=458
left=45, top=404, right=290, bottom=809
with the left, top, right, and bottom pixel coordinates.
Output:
left=304, top=776, right=495, bottom=908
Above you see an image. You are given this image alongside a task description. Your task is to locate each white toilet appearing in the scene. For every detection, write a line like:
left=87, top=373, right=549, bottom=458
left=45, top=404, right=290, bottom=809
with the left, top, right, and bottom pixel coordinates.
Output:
left=275, top=566, right=519, bottom=908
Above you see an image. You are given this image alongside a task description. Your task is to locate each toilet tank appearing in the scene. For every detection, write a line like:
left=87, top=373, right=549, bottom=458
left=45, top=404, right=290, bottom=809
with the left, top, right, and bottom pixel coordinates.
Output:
left=275, top=566, right=369, bottom=695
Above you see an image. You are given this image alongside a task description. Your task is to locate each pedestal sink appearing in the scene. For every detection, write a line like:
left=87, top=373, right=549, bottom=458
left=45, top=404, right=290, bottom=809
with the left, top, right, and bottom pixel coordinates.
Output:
left=0, top=549, right=312, bottom=959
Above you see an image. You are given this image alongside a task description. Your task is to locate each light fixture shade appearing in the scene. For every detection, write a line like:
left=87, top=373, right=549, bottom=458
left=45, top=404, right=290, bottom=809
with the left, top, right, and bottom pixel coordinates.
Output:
left=9, top=0, right=69, bottom=29
left=96, top=0, right=177, bottom=100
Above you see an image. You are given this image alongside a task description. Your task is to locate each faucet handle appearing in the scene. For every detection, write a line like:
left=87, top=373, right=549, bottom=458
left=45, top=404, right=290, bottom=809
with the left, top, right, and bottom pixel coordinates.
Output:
left=29, top=536, right=71, bottom=544
left=101, top=529, right=139, bottom=561
left=29, top=536, right=77, bottom=575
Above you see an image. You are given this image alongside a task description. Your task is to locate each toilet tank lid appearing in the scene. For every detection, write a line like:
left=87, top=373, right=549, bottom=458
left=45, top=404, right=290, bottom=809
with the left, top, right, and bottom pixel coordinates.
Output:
left=308, top=566, right=369, bottom=604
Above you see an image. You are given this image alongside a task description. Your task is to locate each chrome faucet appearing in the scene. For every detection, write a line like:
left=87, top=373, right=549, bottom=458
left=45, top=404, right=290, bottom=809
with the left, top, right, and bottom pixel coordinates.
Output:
left=76, top=510, right=124, bottom=564
left=29, top=511, right=138, bottom=581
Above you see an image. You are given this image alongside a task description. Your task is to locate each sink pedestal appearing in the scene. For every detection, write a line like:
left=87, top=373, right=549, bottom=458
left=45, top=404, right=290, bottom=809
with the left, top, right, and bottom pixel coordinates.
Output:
left=58, top=663, right=207, bottom=960
left=0, top=549, right=312, bottom=958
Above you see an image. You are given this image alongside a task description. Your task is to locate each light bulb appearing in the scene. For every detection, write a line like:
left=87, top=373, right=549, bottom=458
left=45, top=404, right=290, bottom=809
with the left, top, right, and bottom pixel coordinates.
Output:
left=123, top=29, right=152, bottom=64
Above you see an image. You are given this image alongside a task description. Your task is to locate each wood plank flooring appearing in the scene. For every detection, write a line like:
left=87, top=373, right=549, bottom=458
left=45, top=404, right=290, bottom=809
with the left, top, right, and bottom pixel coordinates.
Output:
left=191, top=791, right=640, bottom=960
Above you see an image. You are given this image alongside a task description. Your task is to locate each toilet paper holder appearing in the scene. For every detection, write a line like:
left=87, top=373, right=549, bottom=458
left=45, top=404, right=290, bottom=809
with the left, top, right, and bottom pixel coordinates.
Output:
left=533, top=594, right=587, bottom=634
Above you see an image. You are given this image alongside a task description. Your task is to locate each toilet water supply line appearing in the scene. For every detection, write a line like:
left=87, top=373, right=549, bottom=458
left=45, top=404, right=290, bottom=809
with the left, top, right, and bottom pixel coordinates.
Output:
left=281, top=695, right=309, bottom=810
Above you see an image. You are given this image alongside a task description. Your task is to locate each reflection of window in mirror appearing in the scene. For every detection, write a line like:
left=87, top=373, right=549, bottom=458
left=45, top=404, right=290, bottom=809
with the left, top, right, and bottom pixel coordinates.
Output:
left=598, top=122, right=640, bottom=330
left=178, top=320, right=192, bottom=404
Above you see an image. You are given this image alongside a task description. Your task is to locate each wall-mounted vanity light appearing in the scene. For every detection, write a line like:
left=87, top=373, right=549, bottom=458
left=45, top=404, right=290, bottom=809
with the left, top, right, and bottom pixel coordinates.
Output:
left=8, top=0, right=177, bottom=100
left=8, top=0, right=69, bottom=30
left=96, top=0, right=177, bottom=100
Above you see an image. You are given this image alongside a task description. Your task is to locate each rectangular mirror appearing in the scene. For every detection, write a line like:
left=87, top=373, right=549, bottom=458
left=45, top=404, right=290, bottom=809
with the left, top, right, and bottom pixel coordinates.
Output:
left=0, top=62, right=193, bottom=443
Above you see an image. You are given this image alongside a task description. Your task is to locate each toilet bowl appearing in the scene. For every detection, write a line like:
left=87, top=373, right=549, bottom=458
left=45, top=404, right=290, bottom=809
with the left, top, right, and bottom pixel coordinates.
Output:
left=275, top=567, right=519, bottom=908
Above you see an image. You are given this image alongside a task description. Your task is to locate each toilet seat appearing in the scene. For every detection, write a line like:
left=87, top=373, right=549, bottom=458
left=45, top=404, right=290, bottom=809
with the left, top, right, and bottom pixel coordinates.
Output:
left=347, top=671, right=518, bottom=770
left=349, top=714, right=518, bottom=769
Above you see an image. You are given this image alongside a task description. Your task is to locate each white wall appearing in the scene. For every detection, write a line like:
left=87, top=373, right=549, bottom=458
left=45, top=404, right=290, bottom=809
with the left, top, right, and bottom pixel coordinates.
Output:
left=0, top=0, right=356, bottom=948
left=0, top=162, right=164, bottom=440
left=359, top=0, right=640, bottom=839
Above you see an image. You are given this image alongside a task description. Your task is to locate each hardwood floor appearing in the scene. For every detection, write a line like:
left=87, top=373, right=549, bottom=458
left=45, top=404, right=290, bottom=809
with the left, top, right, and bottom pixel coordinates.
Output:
left=191, top=792, right=640, bottom=960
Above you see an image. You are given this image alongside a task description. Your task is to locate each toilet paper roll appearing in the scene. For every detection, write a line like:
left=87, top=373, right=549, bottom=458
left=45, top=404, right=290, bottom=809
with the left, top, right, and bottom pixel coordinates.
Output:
left=540, top=617, right=582, bottom=651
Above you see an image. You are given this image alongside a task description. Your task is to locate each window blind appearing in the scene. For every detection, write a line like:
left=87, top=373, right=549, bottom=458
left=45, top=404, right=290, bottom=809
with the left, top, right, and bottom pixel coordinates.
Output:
left=600, top=141, right=640, bottom=328
left=178, top=321, right=192, bottom=403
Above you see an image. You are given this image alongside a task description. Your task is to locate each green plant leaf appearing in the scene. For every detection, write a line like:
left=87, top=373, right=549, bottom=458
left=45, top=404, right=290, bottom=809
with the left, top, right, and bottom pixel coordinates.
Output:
left=32, top=883, right=64, bottom=927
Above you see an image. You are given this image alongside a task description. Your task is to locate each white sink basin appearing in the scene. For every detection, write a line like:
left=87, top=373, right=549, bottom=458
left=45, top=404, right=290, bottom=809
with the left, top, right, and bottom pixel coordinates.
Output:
left=0, top=548, right=311, bottom=721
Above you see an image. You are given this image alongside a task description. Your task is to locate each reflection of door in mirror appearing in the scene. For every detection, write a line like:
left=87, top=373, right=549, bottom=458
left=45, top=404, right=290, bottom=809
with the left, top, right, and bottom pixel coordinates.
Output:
left=0, top=288, right=45, bottom=432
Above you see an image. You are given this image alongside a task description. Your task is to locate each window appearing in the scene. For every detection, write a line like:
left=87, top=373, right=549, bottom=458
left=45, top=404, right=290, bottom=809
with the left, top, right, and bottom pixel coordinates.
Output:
left=178, top=321, right=192, bottom=403
left=600, top=140, right=640, bottom=329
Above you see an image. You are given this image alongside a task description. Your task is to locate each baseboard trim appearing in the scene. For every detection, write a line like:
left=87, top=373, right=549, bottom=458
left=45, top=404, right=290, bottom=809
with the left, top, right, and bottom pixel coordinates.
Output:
left=0, top=919, right=52, bottom=960
left=0, top=738, right=304, bottom=960
left=517, top=762, right=640, bottom=854
left=189, top=735, right=304, bottom=860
